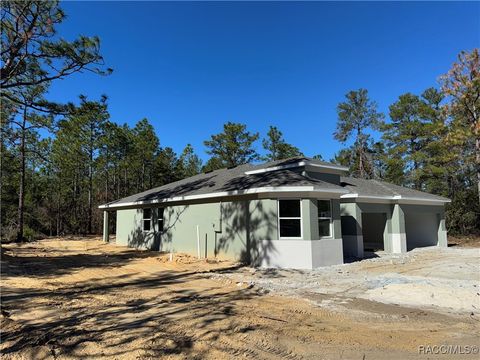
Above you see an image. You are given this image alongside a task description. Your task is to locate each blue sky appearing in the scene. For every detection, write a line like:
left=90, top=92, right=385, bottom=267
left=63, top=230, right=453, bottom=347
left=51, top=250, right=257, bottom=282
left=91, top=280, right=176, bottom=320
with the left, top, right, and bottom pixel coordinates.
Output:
left=49, top=1, right=479, bottom=162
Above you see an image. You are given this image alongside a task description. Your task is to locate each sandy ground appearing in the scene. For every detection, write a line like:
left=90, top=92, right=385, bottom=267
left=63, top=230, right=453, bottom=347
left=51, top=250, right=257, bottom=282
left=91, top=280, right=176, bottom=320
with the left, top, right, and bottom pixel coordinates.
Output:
left=1, top=238, right=479, bottom=360
left=215, top=247, right=480, bottom=316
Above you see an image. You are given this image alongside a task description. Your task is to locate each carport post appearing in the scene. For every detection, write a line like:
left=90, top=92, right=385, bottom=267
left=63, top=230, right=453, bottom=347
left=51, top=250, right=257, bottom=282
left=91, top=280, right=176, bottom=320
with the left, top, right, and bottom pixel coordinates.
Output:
left=437, top=210, right=448, bottom=247
left=103, top=211, right=110, bottom=243
left=340, top=203, right=364, bottom=258
left=390, top=204, right=407, bottom=253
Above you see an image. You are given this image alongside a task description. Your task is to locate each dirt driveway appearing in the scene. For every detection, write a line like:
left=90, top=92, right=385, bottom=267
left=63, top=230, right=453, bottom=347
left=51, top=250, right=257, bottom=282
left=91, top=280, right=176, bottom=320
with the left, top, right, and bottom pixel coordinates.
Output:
left=1, top=238, right=479, bottom=359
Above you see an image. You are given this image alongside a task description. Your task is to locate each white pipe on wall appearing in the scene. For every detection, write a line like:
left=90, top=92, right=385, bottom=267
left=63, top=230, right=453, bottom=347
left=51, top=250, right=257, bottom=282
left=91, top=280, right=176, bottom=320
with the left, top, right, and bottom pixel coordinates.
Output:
left=196, top=225, right=201, bottom=259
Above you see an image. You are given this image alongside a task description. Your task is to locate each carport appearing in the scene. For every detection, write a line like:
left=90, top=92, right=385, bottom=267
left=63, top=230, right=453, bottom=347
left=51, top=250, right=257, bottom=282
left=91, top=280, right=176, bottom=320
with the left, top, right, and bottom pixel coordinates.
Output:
left=362, top=213, right=387, bottom=251
left=339, top=177, right=450, bottom=258
left=404, top=206, right=442, bottom=251
left=341, top=201, right=448, bottom=258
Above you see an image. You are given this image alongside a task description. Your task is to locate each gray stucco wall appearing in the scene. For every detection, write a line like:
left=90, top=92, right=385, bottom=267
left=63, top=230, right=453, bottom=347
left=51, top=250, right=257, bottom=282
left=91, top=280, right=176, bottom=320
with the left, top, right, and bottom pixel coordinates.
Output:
left=116, top=208, right=162, bottom=250
left=115, top=198, right=279, bottom=261
left=257, top=198, right=343, bottom=269
left=162, top=202, right=222, bottom=258
left=115, top=197, right=345, bottom=269
left=160, top=199, right=279, bottom=262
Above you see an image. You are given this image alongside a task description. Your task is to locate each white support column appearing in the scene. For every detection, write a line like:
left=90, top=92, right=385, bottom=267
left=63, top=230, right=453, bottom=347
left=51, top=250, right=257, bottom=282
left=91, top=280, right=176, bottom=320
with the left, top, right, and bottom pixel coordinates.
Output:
left=437, top=211, right=448, bottom=247
left=340, top=203, right=364, bottom=259
left=103, top=211, right=110, bottom=243
left=390, top=204, right=407, bottom=253
left=352, top=203, right=364, bottom=258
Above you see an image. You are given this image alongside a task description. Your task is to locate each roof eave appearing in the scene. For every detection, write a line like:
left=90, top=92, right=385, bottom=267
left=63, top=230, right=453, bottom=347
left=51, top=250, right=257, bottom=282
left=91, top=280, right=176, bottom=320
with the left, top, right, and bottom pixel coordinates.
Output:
left=340, top=193, right=451, bottom=205
left=98, top=186, right=349, bottom=210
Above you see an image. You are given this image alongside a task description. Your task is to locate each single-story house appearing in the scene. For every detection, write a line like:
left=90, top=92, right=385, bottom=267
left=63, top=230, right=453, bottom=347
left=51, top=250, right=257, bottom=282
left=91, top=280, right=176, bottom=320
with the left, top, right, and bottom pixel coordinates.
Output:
left=99, top=157, right=450, bottom=269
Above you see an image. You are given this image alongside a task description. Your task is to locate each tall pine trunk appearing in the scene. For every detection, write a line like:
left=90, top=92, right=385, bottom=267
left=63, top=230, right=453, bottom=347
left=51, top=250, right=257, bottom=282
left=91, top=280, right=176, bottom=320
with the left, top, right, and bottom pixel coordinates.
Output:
left=88, top=124, right=94, bottom=234
left=477, top=137, right=480, bottom=206
left=88, top=161, right=92, bottom=234
left=16, top=107, right=27, bottom=242
left=358, top=145, right=364, bottom=178
left=104, top=149, right=109, bottom=203
left=141, top=161, right=145, bottom=191
left=124, top=167, right=127, bottom=196
left=73, top=170, right=78, bottom=234
left=56, top=181, right=61, bottom=236
left=356, top=127, right=366, bottom=179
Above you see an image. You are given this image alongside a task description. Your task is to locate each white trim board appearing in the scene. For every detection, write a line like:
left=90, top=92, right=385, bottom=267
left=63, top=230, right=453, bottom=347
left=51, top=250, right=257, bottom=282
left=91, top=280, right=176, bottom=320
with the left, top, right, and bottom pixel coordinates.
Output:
left=99, top=186, right=349, bottom=210
left=244, top=160, right=349, bottom=175
left=340, top=193, right=450, bottom=205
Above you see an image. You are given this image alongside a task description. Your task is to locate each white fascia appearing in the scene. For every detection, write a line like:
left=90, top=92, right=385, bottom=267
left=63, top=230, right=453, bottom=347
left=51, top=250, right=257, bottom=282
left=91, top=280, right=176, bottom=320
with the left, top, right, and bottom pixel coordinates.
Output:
left=305, top=162, right=350, bottom=172
left=396, top=196, right=451, bottom=205
left=341, top=193, right=450, bottom=205
left=244, top=161, right=348, bottom=175
left=98, top=186, right=349, bottom=210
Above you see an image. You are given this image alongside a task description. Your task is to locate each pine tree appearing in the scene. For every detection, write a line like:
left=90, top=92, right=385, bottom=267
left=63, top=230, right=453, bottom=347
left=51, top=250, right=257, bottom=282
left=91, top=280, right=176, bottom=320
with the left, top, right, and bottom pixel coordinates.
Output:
left=382, top=89, right=444, bottom=190
left=204, top=122, right=259, bottom=167
left=4, top=83, right=53, bottom=241
left=132, top=119, right=160, bottom=191
left=1, top=1, right=111, bottom=111
left=440, top=49, right=480, bottom=205
left=178, top=144, right=202, bottom=178
left=262, top=126, right=303, bottom=161
left=202, top=157, right=224, bottom=172
left=52, top=96, right=109, bottom=234
left=334, top=89, right=384, bottom=178
left=156, top=147, right=181, bottom=185
left=383, top=93, right=427, bottom=189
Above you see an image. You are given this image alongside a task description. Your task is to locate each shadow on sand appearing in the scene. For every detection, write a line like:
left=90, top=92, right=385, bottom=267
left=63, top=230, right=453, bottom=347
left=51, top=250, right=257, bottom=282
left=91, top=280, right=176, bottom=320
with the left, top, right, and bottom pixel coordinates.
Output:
left=1, top=244, right=261, bottom=358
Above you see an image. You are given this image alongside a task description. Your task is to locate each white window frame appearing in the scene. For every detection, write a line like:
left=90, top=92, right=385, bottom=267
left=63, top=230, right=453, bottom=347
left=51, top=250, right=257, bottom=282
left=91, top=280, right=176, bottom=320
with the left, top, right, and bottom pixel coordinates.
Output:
left=277, top=199, right=303, bottom=239
left=317, top=199, right=333, bottom=238
left=142, top=208, right=152, bottom=232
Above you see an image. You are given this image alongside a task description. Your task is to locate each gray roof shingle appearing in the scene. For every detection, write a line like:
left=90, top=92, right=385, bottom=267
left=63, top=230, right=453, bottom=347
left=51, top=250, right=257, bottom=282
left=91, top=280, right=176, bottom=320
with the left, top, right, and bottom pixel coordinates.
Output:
left=99, top=157, right=449, bottom=209
left=101, top=157, right=347, bottom=208
left=340, top=177, right=450, bottom=202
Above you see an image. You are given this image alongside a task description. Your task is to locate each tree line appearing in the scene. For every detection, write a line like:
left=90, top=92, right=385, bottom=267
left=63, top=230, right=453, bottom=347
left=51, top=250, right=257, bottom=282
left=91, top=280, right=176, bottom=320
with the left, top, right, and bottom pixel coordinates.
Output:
left=1, top=1, right=478, bottom=241
left=331, top=50, right=479, bottom=236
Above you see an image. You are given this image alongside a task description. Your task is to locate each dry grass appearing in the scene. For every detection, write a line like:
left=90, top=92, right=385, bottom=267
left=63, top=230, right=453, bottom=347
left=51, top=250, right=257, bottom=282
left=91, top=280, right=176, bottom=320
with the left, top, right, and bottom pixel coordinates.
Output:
left=448, top=235, right=480, bottom=248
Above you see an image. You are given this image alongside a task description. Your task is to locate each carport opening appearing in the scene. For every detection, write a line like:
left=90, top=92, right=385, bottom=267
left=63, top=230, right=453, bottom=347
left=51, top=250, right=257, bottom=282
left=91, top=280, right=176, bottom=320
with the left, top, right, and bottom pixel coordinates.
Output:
left=405, top=212, right=439, bottom=251
left=362, top=213, right=387, bottom=251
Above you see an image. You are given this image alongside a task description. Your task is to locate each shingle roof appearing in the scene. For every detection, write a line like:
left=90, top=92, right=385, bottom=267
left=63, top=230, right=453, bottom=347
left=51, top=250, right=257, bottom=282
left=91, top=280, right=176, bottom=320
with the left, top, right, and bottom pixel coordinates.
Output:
left=100, top=158, right=347, bottom=208
left=340, top=177, right=450, bottom=202
left=99, top=157, right=450, bottom=209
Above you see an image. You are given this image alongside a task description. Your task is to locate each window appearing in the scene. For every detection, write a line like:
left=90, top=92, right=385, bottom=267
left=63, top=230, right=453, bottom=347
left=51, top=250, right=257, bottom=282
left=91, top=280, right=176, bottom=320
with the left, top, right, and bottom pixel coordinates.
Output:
left=318, top=200, right=332, bottom=237
left=278, top=200, right=302, bottom=238
left=143, top=208, right=152, bottom=232
left=158, top=208, right=164, bottom=232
